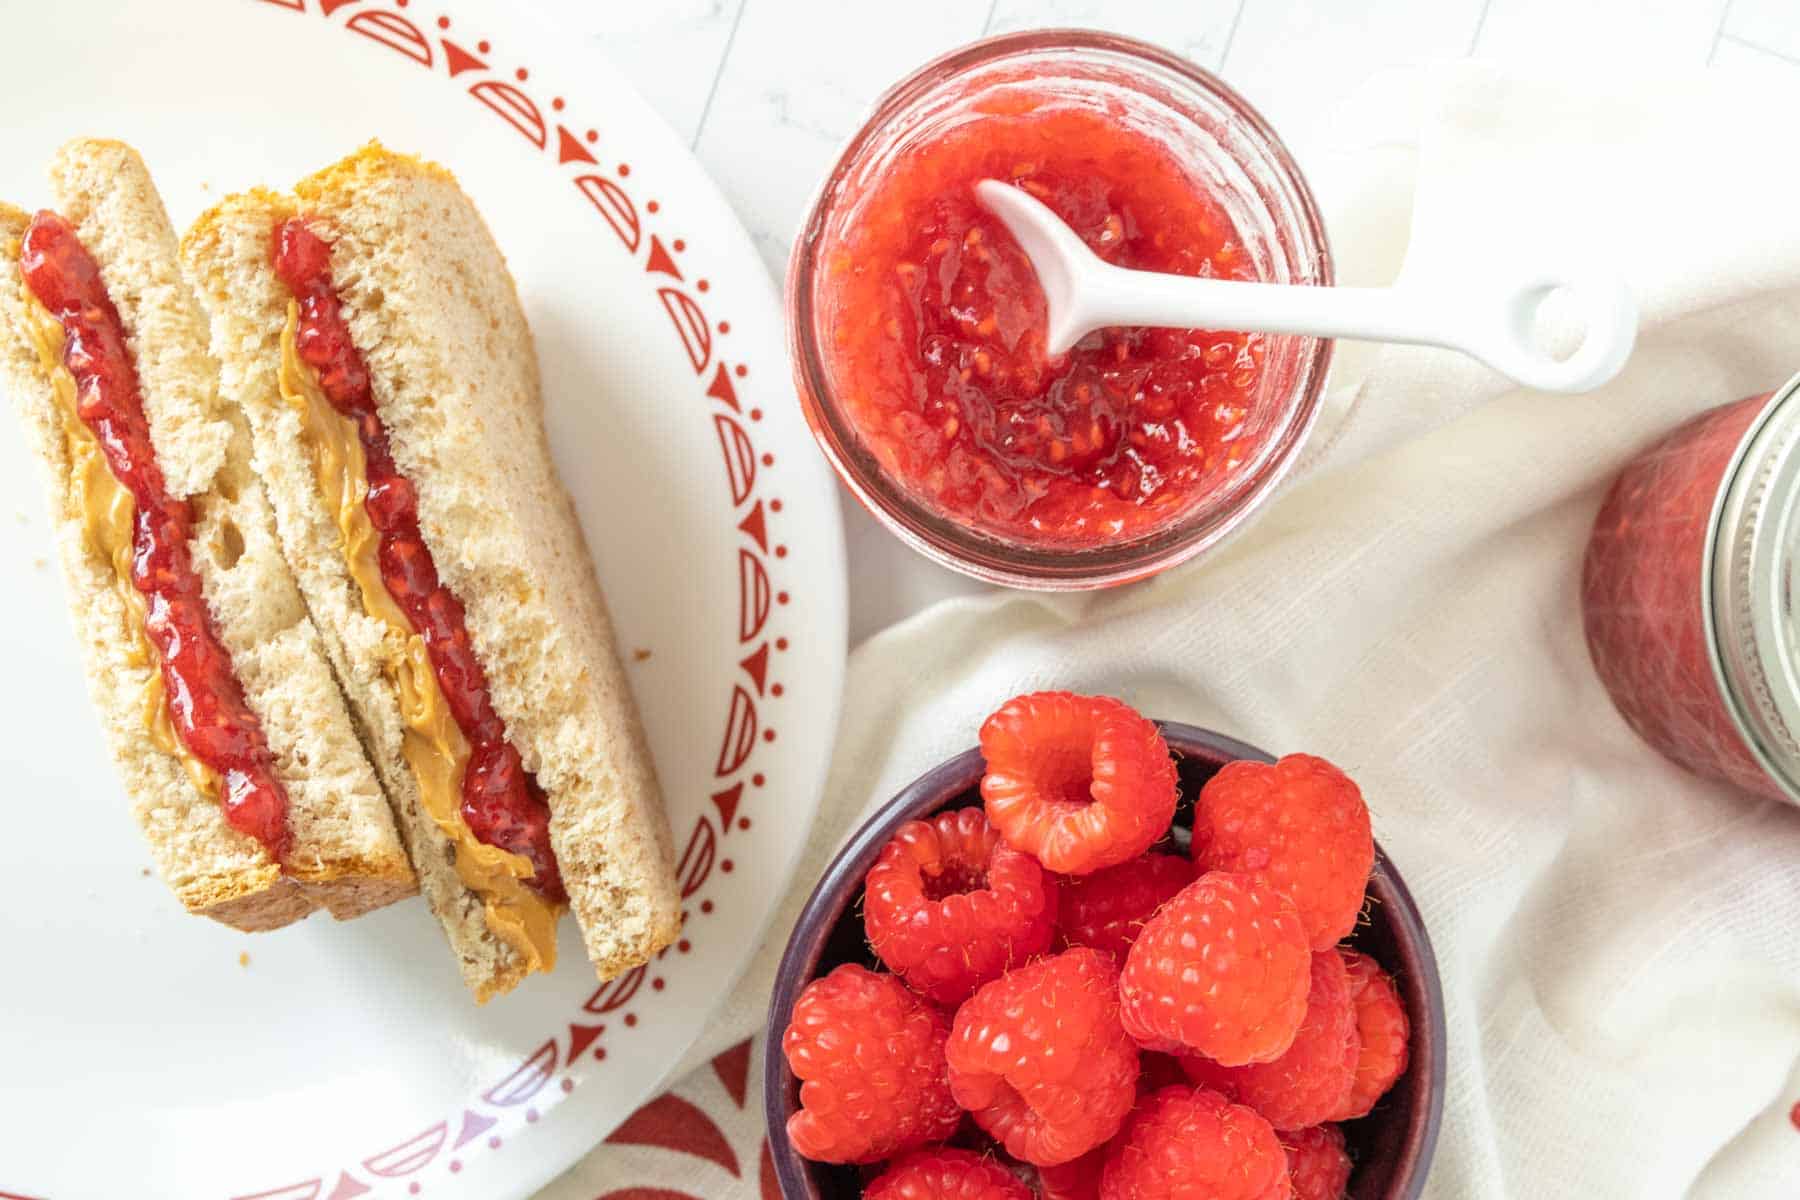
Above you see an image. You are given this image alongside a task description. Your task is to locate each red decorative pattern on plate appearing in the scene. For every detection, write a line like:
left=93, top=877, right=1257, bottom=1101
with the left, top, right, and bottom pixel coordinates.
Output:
left=482, top=1041, right=558, bottom=1108
left=23, top=3, right=807, bottom=1198
left=587, top=964, right=647, bottom=1014
left=362, top=1125, right=449, bottom=1178
left=324, top=1175, right=372, bottom=1200
left=470, top=80, right=547, bottom=148
left=346, top=10, right=432, bottom=64
left=678, top=820, right=719, bottom=897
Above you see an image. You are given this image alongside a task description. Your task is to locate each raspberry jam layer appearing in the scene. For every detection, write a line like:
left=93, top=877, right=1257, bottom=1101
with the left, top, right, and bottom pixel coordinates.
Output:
left=1581, top=395, right=1783, bottom=798
left=20, top=211, right=293, bottom=861
left=816, top=95, right=1266, bottom=546
left=272, top=218, right=565, bottom=900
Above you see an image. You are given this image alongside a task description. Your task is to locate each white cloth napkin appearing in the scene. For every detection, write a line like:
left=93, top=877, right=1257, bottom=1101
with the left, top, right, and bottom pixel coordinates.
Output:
left=545, top=63, right=1800, bottom=1199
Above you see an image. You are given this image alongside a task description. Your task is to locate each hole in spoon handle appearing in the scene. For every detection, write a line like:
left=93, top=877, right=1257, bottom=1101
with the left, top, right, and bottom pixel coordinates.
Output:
left=1478, top=268, right=1638, bottom=394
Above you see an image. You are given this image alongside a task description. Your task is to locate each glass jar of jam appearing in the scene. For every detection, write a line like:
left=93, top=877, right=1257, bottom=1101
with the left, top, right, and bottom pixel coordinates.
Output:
left=1581, top=374, right=1800, bottom=801
left=787, top=31, right=1333, bottom=589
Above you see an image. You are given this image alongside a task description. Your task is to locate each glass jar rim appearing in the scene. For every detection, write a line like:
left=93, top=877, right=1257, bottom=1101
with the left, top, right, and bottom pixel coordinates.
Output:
left=1705, top=369, right=1800, bottom=800
left=784, top=29, right=1336, bottom=590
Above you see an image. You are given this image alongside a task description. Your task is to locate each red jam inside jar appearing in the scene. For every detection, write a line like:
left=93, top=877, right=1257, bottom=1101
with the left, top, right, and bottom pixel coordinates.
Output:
left=816, top=93, right=1266, bottom=547
left=20, top=211, right=294, bottom=861
left=1581, top=393, right=1788, bottom=799
left=273, top=218, right=566, bottom=901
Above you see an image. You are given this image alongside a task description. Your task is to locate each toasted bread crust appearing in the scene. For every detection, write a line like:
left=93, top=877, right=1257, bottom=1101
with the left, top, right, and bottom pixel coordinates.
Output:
left=0, top=141, right=414, bottom=929
left=185, top=144, right=680, bottom=989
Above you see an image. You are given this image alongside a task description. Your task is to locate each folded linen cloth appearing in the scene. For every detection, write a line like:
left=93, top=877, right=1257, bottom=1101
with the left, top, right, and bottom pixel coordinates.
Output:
left=544, top=63, right=1800, bottom=1200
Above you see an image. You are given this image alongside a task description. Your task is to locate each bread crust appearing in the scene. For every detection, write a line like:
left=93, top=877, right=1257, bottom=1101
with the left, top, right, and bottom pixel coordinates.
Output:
left=184, top=144, right=681, bottom=990
left=0, top=141, right=415, bottom=930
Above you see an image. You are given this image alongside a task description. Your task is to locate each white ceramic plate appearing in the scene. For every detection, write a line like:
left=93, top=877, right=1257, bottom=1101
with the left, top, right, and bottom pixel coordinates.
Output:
left=0, top=1, right=844, bottom=1196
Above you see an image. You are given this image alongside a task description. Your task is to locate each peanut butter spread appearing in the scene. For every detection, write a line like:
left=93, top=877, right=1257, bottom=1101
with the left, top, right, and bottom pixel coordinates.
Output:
left=18, top=278, right=220, bottom=802
left=278, top=302, right=559, bottom=971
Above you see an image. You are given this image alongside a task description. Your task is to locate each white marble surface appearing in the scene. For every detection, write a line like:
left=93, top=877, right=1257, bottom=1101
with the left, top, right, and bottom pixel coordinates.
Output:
left=538, top=0, right=1800, bottom=643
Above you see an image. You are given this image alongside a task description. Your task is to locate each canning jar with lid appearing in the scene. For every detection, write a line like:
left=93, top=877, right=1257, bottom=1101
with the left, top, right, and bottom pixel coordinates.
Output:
left=1581, top=373, right=1800, bottom=801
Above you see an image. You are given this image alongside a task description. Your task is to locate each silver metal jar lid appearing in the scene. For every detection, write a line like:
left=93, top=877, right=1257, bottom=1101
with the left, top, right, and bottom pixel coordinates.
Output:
left=1707, top=370, right=1800, bottom=801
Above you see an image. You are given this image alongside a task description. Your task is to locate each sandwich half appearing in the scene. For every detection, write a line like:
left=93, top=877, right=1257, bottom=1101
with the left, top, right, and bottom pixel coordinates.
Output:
left=183, top=144, right=681, bottom=999
left=0, top=139, right=415, bottom=930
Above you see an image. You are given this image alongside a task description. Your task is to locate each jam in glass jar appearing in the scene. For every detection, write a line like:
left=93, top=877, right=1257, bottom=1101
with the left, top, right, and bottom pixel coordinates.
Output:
left=787, top=30, right=1333, bottom=589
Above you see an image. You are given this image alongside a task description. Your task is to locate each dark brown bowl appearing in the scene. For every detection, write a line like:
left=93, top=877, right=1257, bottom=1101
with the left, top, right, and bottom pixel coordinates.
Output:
left=763, top=723, right=1446, bottom=1198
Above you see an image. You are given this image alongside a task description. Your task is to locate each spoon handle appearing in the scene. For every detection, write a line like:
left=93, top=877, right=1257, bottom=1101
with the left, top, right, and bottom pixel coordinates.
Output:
left=1077, top=260, right=1638, bottom=394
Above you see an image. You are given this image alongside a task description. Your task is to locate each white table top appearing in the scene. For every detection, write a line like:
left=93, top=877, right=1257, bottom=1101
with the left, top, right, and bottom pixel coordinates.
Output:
left=538, top=0, right=1800, bottom=643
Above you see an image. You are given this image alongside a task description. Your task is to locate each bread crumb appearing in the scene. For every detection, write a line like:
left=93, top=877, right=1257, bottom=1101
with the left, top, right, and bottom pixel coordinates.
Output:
left=633, top=648, right=652, bottom=662
left=32, top=557, right=46, bottom=570
left=238, top=951, right=250, bottom=968
left=140, top=866, right=151, bottom=877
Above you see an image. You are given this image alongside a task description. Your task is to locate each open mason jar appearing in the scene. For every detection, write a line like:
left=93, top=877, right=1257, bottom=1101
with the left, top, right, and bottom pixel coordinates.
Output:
left=787, top=31, right=1334, bottom=589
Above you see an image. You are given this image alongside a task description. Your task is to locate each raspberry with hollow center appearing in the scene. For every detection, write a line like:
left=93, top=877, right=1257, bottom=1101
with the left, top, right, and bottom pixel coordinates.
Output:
left=1281, top=1124, right=1353, bottom=1200
left=864, top=806, right=1058, bottom=1005
left=782, top=964, right=962, bottom=1163
left=947, top=946, right=1140, bottom=1166
left=1137, top=1051, right=1193, bottom=1095
left=1118, top=871, right=1311, bottom=1065
left=1331, top=949, right=1411, bottom=1120
left=864, top=1148, right=1035, bottom=1200
left=1191, top=754, right=1374, bottom=950
left=980, top=692, right=1178, bottom=875
left=1098, top=1086, right=1290, bottom=1200
left=1057, top=852, right=1195, bottom=962
left=1179, top=949, right=1358, bottom=1131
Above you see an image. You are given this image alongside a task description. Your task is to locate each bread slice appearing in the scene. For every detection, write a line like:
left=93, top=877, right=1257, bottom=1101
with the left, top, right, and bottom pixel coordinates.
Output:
left=183, top=144, right=681, bottom=996
left=0, top=139, right=415, bottom=930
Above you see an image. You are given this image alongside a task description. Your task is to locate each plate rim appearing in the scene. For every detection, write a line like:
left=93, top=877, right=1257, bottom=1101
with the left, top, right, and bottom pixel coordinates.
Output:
left=0, top=0, right=846, bottom=1196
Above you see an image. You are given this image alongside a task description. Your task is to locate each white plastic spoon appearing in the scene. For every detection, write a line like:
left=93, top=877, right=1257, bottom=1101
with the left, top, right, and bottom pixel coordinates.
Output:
left=975, top=179, right=1638, bottom=394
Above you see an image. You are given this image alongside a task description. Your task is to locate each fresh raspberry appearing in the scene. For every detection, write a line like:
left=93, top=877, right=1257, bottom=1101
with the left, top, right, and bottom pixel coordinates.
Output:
left=1118, top=871, right=1311, bottom=1065
left=782, top=964, right=961, bottom=1163
left=980, top=692, right=1178, bottom=875
left=1098, top=1086, right=1290, bottom=1200
left=947, top=947, right=1139, bottom=1166
left=1281, top=1124, right=1353, bottom=1200
left=864, top=1148, right=1034, bottom=1200
left=1057, top=853, right=1195, bottom=962
left=1191, top=755, right=1374, bottom=950
left=865, top=807, right=1058, bottom=1005
left=1178, top=950, right=1357, bottom=1130
left=1331, top=949, right=1411, bottom=1120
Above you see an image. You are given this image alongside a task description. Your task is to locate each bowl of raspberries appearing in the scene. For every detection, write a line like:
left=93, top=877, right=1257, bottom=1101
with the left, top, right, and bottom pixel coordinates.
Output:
left=763, top=692, right=1445, bottom=1200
